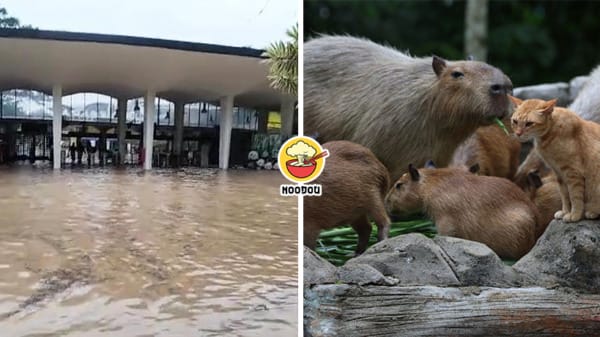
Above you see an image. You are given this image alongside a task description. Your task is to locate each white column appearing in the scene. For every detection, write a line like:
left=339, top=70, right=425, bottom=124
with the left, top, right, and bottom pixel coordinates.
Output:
left=218, top=95, right=234, bottom=169
left=52, top=85, right=62, bottom=170
left=173, top=101, right=184, bottom=164
left=143, top=91, right=155, bottom=170
left=117, top=98, right=127, bottom=165
left=280, top=94, right=296, bottom=140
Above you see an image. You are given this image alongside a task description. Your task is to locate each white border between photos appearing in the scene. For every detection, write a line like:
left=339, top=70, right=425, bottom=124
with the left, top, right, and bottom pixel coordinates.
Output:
left=297, top=0, right=304, bottom=336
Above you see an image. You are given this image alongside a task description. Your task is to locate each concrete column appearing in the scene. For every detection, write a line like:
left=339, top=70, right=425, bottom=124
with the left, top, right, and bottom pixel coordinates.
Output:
left=218, top=95, right=234, bottom=169
left=117, top=98, right=127, bottom=166
left=280, top=94, right=296, bottom=140
left=173, top=101, right=184, bottom=166
left=257, top=110, right=268, bottom=133
left=52, top=85, right=62, bottom=170
left=143, top=91, right=155, bottom=170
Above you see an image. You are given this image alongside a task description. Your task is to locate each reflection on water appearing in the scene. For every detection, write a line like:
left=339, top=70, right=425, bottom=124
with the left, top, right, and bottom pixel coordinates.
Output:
left=0, top=165, right=297, bottom=337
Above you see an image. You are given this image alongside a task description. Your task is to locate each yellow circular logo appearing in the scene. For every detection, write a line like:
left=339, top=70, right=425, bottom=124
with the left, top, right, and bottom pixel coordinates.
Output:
left=278, top=136, right=329, bottom=183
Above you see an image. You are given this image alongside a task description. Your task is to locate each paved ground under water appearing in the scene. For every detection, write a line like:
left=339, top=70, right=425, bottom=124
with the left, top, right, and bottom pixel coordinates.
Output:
left=0, top=165, right=297, bottom=337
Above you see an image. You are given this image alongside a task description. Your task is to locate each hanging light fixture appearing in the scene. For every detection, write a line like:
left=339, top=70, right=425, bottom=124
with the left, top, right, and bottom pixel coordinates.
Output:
left=134, top=100, right=140, bottom=113
left=201, top=102, right=207, bottom=113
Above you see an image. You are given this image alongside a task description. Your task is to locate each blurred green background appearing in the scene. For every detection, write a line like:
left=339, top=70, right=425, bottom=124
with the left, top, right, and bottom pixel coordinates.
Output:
left=304, top=0, right=600, bottom=87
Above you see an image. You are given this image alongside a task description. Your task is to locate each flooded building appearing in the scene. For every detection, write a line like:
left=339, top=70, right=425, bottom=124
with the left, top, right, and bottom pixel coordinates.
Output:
left=0, top=28, right=296, bottom=169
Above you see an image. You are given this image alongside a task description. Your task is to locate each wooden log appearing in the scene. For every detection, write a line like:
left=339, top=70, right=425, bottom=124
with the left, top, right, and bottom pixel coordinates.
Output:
left=305, top=285, right=600, bottom=337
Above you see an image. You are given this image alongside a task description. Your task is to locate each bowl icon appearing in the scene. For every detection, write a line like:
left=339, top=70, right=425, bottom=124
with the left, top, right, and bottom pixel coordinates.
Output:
left=286, top=159, right=317, bottom=179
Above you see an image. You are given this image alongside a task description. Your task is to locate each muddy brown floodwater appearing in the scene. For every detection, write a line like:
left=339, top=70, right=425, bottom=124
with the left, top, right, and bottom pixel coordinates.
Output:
left=0, top=166, right=297, bottom=337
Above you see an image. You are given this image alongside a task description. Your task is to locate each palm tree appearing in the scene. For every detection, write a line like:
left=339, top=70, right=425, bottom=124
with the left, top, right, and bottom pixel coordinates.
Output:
left=262, top=23, right=298, bottom=96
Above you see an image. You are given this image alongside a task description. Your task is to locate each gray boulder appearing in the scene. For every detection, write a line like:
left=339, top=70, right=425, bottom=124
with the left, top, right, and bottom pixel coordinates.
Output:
left=336, top=263, right=398, bottom=286
left=514, top=220, right=600, bottom=293
left=434, top=236, right=527, bottom=287
left=344, top=233, right=460, bottom=286
left=514, top=82, right=570, bottom=107
left=304, top=246, right=338, bottom=286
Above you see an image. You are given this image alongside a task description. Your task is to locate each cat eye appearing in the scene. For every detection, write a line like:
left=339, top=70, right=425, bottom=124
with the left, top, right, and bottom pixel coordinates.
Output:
left=395, top=182, right=403, bottom=190
left=525, top=122, right=533, bottom=127
left=511, top=119, right=517, bottom=125
left=451, top=71, right=464, bottom=79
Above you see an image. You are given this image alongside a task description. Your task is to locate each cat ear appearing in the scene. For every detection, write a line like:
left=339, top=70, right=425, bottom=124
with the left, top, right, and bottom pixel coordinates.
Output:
left=540, top=98, right=558, bottom=115
left=469, top=163, right=480, bottom=174
left=527, top=171, right=543, bottom=189
left=425, top=160, right=436, bottom=169
left=508, top=95, right=523, bottom=107
left=432, top=55, right=447, bottom=77
left=408, top=164, right=420, bottom=181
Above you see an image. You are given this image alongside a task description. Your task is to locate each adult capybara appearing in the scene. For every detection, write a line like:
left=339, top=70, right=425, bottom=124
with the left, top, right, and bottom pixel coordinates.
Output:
left=304, top=141, right=391, bottom=255
left=385, top=165, right=540, bottom=260
left=304, top=35, right=514, bottom=181
left=451, top=118, right=521, bottom=179
left=523, top=171, right=561, bottom=238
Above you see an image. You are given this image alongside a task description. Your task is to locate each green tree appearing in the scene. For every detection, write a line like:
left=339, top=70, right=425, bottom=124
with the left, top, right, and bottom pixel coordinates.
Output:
left=263, top=23, right=298, bottom=96
left=0, top=7, right=19, bottom=28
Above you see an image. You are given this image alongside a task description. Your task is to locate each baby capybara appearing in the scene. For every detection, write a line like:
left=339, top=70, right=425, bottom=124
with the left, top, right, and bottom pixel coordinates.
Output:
left=385, top=165, right=540, bottom=260
left=304, top=141, right=391, bottom=255
left=513, top=148, right=553, bottom=189
left=305, top=35, right=513, bottom=181
left=523, top=171, right=562, bottom=237
left=451, top=119, right=521, bottom=180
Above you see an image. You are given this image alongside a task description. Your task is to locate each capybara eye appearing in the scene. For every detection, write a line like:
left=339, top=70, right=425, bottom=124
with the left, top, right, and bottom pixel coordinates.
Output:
left=525, top=122, right=533, bottom=127
left=395, top=182, right=402, bottom=190
left=451, top=71, right=464, bottom=79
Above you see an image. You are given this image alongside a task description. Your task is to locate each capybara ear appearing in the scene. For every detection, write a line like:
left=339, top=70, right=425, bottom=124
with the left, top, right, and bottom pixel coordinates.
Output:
left=432, top=55, right=447, bottom=77
left=469, top=163, right=480, bottom=174
left=408, top=164, right=420, bottom=181
left=540, top=98, right=557, bottom=115
left=527, top=171, right=543, bottom=189
left=425, top=160, right=436, bottom=169
left=508, top=95, right=523, bottom=107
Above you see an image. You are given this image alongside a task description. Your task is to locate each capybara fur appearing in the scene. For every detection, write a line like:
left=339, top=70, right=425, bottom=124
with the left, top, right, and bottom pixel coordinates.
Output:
left=570, top=65, right=600, bottom=123
left=385, top=165, right=540, bottom=260
left=304, top=140, right=391, bottom=255
left=513, top=147, right=552, bottom=189
left=304, top=35, right=514, bottom=181
left=523, top=171, right=561, bottom=237
left=451, top=118, right=521, bottom=179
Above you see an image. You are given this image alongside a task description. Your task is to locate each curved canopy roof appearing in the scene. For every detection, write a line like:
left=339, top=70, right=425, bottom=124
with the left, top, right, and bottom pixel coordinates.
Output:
left=0, top=28, right=286, bottom=109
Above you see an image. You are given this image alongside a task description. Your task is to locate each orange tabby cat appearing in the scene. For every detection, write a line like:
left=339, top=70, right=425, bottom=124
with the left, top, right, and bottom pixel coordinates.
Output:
left=509, top=96, right=600, bottom=222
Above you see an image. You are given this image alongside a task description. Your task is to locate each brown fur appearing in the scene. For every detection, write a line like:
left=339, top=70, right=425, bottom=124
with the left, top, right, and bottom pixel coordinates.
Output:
left=451, top=118, right=521, bottom=179
left=385, top=166, right=539, bottom=260
left=304, top=35, right=513, bottom=182
left=304, top=141, right=391, bottom=255
left=510, top=96, right=600, bottom=222
left=522, top=171, right=561, bottom=237
left=513, top=147, right=552, bottom=189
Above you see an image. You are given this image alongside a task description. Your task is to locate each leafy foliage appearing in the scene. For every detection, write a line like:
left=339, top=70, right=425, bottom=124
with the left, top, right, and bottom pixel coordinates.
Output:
left=316, top=218, right=437, bottom=266
left=305, top=0, right=600, bottom=86
left=263, top=24, right=298, bottom=95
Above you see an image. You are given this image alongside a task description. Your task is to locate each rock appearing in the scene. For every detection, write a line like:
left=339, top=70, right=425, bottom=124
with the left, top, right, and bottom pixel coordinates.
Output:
left=433, top=236, right=526, bottom=287
left=514, top=82, right=570, bottom=107
left=336, top=263, right=398, bottom=286
left=304, top=246, right=337, bottom=285
left=514, top=219, right=600, bottom=293
left=345, top=234, right=460, bottom=286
